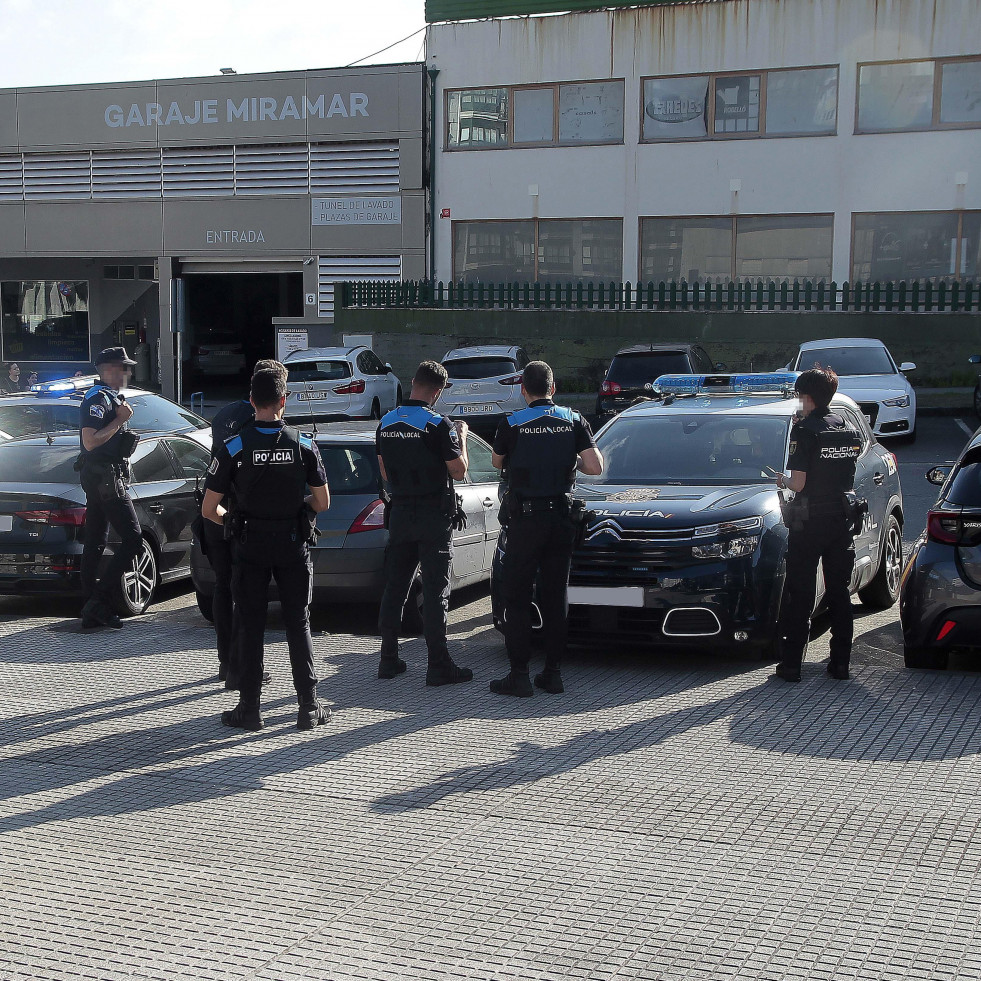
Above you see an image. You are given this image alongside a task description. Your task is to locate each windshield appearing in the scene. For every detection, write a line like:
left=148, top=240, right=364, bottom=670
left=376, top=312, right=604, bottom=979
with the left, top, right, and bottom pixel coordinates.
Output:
left=317, top=444, right=380, bottom=495
left=444, top=357, right=517, bottom=380
left=0, top=442, right=78, bottom=482
left=796, top=346, right=895, bottom=376
left=607, top=353, right=691, bottom=386
left=287, top=361, right=352, bottom=383
left=126, top=395, right=209, bottom=432
left=594, top=413, right=791, bottom=485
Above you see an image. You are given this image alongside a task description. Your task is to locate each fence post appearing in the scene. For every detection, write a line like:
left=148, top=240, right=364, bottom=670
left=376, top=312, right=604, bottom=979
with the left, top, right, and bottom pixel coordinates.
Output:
left=938, top=281, right=948, bottom=312
left=885, top=281, right=894, bottom=311
left=966, top=282, right=975, bottom=314
left=952, top=281, right=961, bottom=313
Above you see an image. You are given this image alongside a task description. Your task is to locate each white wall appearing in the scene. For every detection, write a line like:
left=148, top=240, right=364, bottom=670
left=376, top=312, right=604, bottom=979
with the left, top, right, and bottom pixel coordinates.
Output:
left=427, top=0, right=981, bottom=283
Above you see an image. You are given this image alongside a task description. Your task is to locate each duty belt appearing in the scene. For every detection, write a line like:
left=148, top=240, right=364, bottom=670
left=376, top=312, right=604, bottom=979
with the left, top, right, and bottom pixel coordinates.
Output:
left=518, top=495, right=570, bottom=515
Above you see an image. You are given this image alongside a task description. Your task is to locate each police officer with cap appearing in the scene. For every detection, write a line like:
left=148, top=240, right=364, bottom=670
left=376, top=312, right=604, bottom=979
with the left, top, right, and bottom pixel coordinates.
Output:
left=77, top=346, right=143, bottom=629
left=202, top=369, right=331, bottom=731
left=490, top=361, right=603, bottom=697
left=774, top=367, right=863, bottom=682
left=375, top=360, right=473, bottom=686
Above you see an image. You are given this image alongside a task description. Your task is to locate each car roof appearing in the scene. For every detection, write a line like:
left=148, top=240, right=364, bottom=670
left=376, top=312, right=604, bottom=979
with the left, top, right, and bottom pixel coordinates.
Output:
left=614, top=344, right=697, bottom=356
left=617, top=392, right=859, bottom=419
left=798, top=337, right=887, bottom=350
left=443, top=345, right=520, bottom=360
left=285, top=346, right=362, bottom=361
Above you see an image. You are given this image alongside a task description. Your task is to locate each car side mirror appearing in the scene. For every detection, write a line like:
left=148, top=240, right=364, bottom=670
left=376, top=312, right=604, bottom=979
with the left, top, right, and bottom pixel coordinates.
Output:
left=969, top=355, right=981, bottom=365
left=927, top=465, right=951, bottom=485
left=899, top=362, right=916, bottom=372
left=714, top=362, right=727, bottom=371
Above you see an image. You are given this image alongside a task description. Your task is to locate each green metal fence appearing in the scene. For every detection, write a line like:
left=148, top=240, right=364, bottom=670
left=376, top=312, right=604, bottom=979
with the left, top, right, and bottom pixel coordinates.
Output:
left=339, top=280, right=981, bottom=314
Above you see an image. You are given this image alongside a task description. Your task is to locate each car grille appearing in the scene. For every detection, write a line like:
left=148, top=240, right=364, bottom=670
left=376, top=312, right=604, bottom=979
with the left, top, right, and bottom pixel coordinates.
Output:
left=584, top=521, right=695, bottom=545
left=570, top=547, right=687, bottom=586
left=857, top=402, right=880, bottom=426
left=662, top=607, right=722, bottom=637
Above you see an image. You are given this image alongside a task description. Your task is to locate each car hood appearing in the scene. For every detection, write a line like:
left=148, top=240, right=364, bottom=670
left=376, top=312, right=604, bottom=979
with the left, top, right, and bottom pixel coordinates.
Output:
left=835, top=375, right=911, bottom=400
left=576, top=482, right=780, bottom=531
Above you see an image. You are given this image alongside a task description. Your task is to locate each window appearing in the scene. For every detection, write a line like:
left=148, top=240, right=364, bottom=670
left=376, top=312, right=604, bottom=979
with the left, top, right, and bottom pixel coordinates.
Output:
left=0, top=280, right=90, bottom=363
left=446, top=80, right=624, bottom=149
left=857, top=56, right=981, bottom=132
left=642, top=66, right=838, bottom=142
left=0, top=442, right=78, bottom=482
left=453, top=219, right=622, bottom=284
left=130, top=441, right=178, bottom=483
left=317, top=444, right=380, bottom=495
left=851, top=212, right=981, bottom=283
left=464, top=437, right=499, bottom=484
left=168, top=437, right=211, bottom=479
left=125, top=394, right=209, bottom=433
left=640, top=215, right=833, bottom=283
left=286, top=360, right=352, bottom=383
left=794, top=345, right=896, bottom=376
left=443, top=357, right=518, bottom=380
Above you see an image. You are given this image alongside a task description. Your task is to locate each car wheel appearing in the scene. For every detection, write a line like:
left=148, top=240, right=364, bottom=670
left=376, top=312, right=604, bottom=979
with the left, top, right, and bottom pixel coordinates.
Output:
left=196, top=589, right=215, bottom=623
left=904, top=646, right=948, bottom=670
left=370, top=399, right=381, bottom=420
left=858, top=514, right=902, bottom=609
left=396, top=386, right=403, bottom=406
left=401, top=571, right=424, bottom=634
left=111, top=536, right=159, bottom=616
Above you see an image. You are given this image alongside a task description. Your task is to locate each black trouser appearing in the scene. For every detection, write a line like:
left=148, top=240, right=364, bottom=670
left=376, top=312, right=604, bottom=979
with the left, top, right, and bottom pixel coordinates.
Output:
left=203, top=520, right=239, bottom=670
left=80, top=466, right=143, bottom=604
left=231, top=528, right=317, bottom=706
left=502, top=508, right=578, bottom=674
left=377, top=499, right=453, bottom=664
left=779, top=513, right=856, bottom=668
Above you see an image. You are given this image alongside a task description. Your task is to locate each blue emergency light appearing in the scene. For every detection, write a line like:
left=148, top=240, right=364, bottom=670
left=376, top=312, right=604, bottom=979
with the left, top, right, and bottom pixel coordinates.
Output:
left=654, top=372, right=800, bottom=396
left=31, top=374, right=99, bottom=396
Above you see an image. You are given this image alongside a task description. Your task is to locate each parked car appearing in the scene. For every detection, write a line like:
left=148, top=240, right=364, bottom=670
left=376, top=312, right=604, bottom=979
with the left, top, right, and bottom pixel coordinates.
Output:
left=900, top=435, right=981, bottom=669
left=969, top=354, right=981, bottom=420
left=433, top=345, right=529, bottom=431
left=0, top=375, right=210, bottom=443
left=595, top=344, right=722, bottom=421
left=493, top=373, right=904, bottom=654
left=787, top=337, right=917, bottom=442
left=0, top=429, right=213, bottom=615
left=191, top=422, right=503, bottom=626
left=190, top=329, right=247, bottom=378
left=283, top=347, right=401, bottom=423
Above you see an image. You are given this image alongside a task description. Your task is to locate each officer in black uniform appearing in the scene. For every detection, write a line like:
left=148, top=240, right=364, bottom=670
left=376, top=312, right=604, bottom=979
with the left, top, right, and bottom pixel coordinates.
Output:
left=204, top=359, right=286, bottom=684
left=774, top=367, right=863, bottom=682
left=77, top=347, right=144, bottom=629
left=375, top=360, right=473, bottom=686
left=202, top=369, right=331, bottom=731
left=490, top=361, right=603, bottom=697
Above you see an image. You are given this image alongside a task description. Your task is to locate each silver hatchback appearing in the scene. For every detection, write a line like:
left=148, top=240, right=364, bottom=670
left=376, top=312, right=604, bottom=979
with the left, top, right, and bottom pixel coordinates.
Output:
left=433, top=345, right=529, bottom=431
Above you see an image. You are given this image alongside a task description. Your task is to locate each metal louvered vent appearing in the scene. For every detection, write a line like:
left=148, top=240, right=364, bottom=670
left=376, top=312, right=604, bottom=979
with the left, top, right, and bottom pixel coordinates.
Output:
left=0, top=155, right=23, bottom=200
left=310, top=142, right=399, bottom=194
left=92, top=149, right=162, bottom=198
left=235, top=144, right=309, bottom=194
left=23, top=153, right=91, bottom=199
left=318, top=256, right=402, bottom=320
left=162, top=146, right=233, bottom=197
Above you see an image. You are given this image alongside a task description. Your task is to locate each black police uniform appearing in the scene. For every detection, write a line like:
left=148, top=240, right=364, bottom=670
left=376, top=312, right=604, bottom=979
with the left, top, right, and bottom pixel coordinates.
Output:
left=204, top=398, right=255, bottom=676
left=493, top=399, right=596, bottom=692
left=375, top=400, right=471, bottom=684
left=206, top=420, right=328, bottom=724
left=778, top=409, right=862, bottom=678
left=78, top=383, right=143, bottom=622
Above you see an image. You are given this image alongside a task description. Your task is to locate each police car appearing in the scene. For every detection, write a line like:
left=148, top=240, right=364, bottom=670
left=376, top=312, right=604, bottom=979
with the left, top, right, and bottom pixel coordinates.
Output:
left=492, top=373, right=904, bottom=656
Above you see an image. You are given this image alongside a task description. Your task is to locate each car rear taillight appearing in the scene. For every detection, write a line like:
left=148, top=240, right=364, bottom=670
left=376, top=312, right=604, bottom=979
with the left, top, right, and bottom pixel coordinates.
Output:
left=349, top=499, right=386, bottom=534
left=600, top=381, right=622, bottom=395
left=15, top=507, right=87, bottom=526
left=499, top=374, right=523, bottom=386
left=333, top=378, right=366, bottom=395
left=927, top=511, right=961, bottom=545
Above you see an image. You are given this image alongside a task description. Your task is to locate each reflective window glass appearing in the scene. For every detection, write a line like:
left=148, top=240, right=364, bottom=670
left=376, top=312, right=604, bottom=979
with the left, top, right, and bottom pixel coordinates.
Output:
left=317, top=444, right=380, bottom=495
left=131, top=440, right=177, bottom=483
left=447, top=88, right=509, bottom=148
left=858, top=61, right=934, bottom=131
left=852, top=213, right=961, bottom=281
left=513, top=88, right=554, bottom=143
left=453, top=221, right=536, bottom=283
left=168, top=437, right=210, bottom=478
left=465, top=436, right=499, bottom=484
left=640, top=218, right=732, bottom=283
left=558, top=82, right=624, bottom=144
left=765, top=67, right=838, bottom=134
left=961, top=213, right=981, bottom=282
left=940, top=60, right=981, bottom=125
left=735, top=215, right=833, bottom=282
left=0, top=281, right=90, bottom=362
left=714, top=74, right=761, bottom=134
left=538, top=220, right=623, bottom=284
left=643, top=76, right=709, bottom=140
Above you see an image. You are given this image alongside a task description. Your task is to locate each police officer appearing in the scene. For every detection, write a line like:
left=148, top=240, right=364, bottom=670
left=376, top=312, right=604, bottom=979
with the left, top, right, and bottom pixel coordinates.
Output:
left=375, top=360, right=473, bottom=686
left=202, top=369, right=331, bottom=731
left=78, top=347, right=144, bottom=629
left=490, top=361, right=603, bottom=697
left=204, top=359, right=286, bottom=684
left=774, top=367, right=863, bottom=682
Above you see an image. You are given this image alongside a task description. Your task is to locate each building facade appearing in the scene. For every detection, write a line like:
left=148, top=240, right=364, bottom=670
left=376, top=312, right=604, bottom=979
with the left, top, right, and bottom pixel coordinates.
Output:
left=426, top=0, right=981, bottom=292
left=0, top=63, right=425, bottom=396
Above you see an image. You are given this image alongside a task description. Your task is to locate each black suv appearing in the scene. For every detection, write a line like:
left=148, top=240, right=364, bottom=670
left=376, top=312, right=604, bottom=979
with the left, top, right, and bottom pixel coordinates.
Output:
left=596, top=344, right=721, bottom=420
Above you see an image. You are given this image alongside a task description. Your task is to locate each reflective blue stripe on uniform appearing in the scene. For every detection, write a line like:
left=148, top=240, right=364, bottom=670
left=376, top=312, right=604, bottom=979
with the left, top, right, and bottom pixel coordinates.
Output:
left=83, top=385, right=111, bottom=400
left=255, top=427, right=281, bottom=434
left=507, top=404, right=575, bottom=427
left=225, top=434, right=244, bottom=457
left=298, top=434, right=314, bottom=450
left=380, top=405, right=440, bottom=431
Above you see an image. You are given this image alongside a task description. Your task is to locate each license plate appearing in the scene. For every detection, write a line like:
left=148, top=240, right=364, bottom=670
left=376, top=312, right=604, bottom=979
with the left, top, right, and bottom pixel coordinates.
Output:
left=0, top=516, right=11, bottom=532
left=296, top=391, right=330, bottom=401
left=568, top=585, right=644, bottom=608
left=457, top=404, right=496, bottom=414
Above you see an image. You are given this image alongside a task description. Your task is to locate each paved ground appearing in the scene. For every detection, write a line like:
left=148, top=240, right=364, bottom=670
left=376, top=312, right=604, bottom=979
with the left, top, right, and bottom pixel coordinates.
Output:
left=2, top=417, right=980, bottom=980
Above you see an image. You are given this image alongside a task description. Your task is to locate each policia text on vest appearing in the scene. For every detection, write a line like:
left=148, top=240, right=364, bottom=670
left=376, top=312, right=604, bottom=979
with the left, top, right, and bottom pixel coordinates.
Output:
left=489, top=361, right=604, bottom=699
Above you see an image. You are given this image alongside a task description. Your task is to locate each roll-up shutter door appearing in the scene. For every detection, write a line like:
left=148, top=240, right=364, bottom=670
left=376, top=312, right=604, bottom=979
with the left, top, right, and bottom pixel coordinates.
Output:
left=318, top=256, right=401, bottom=320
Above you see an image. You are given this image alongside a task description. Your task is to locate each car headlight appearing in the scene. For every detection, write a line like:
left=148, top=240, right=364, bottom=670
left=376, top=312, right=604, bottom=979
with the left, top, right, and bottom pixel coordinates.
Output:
left=692, top=515, right=764, bottom=538
left=693, top=536, right=760, bottom=560
left=882, top=395, right=911, bottom=407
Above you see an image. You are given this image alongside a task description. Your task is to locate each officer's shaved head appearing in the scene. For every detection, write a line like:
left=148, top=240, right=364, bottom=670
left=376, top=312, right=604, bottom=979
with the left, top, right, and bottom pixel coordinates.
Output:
left=795, top=367, right=838, bottom=409
left=253, top=359, right=287, bottom=380
left=413, top=360, right=448, bottom=394
left=251, top=368, right=287, bottom=408
left=522, top=361, right=553, bottom=398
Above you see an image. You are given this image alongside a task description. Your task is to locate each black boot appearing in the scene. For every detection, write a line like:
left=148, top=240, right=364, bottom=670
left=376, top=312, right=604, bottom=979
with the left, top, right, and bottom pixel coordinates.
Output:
left=378, top=653, right=407, bottom=679
left=774, top=661, right=801, bottom=683
left=221, top=701, right=263, bottom=731
left=297, top=696, right=332, bottom=730
left=490, top=671, right=534, bottom=698
left=217, top=664, right=228, bottom=682
left=827, top=660, right=850, bottom=680
left=425, top=658, right=473, bottom=687
left=81, top=597, right=122, bottom=629
left=534, top=667, right=564, bottom=694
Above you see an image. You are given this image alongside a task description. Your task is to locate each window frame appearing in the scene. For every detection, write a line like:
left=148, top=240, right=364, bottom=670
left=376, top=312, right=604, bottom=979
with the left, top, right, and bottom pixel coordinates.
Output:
left=855, top=55, right=981, bottom=134
left=639, top=64, right=839, bottom=144
left=444, top=78, right=626, bottom=151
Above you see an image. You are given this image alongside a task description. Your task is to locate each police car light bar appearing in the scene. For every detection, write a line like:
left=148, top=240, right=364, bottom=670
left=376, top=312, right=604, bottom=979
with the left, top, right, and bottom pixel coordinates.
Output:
left=31, top=374, right=99, bottom=395
left=654, top=372, right=800, bottom=396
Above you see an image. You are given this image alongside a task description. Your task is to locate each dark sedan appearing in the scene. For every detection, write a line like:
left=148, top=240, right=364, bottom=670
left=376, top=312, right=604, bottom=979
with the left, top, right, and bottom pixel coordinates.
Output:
left=0, top=430, right=213, bottom=615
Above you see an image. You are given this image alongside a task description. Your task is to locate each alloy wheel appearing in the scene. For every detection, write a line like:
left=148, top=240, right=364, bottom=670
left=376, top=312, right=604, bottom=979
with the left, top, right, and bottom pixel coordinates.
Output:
left=123, top=539, right=157, bottom=613
left=884, top=523, right=903, bottom=599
